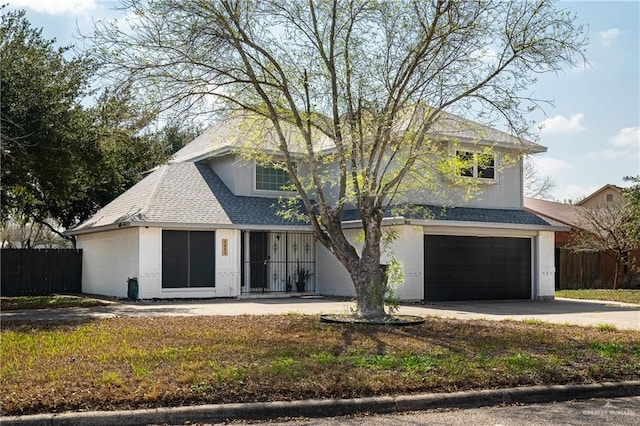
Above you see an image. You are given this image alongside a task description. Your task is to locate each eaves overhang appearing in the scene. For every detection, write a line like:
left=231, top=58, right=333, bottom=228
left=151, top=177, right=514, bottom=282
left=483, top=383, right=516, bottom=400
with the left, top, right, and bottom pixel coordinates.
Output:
left=68, top=220, right=314, bottom=236
left=339, top=216, right=569, bottom=232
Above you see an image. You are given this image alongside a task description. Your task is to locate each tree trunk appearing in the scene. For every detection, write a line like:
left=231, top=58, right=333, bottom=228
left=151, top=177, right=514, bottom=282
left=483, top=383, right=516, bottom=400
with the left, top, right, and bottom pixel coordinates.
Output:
left=316, top=205, right=389, bottom=320
left=351, top=261, right=388, bottom=319
left=351, top=212, right=388, bottom=319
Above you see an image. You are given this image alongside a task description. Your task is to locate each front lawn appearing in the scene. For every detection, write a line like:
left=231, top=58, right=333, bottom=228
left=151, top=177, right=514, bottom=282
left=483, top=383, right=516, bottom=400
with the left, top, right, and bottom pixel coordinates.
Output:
left=0, top=295, right=113, bottom=311
left=2, top=315, right=639, bottom=416
left=556, top=289, right=640, bottom=305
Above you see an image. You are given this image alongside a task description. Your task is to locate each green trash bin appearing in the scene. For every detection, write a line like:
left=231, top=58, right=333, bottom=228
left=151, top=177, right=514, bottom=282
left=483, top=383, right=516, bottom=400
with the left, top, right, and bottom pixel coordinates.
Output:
left=127, top=277, right=139, bottom=301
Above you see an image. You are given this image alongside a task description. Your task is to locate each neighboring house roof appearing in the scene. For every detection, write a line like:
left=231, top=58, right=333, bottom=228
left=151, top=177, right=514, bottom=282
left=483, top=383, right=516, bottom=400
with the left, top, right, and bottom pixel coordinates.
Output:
left=523, top=197, right=584, bottom=228
left=69, top=162, right=308, bottom=234
left=576, top=184, right=623, bottom=207
left=344, top=204, right=553, bottom=227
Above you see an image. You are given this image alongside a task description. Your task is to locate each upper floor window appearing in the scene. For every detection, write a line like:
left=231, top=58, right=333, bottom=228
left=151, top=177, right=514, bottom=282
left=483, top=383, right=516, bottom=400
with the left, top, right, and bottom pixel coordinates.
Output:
left=456, top=150, right=495, bottom=180
left=255, top=162, right=296, bottom=191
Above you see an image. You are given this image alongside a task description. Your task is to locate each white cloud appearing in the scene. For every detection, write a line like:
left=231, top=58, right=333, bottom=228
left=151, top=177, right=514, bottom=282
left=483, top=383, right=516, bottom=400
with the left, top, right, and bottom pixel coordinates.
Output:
left=537, top=113, right=586, bottom=135
left=10, top=0, right=96, bottom=15
left=598, top=28, right=620, bottom=47
left=534, top=157, right=571, bottom=173
left=608, top=126, right=640, bottom=148
left=586, top=130, right=639, bottom=163
left=561, top=184, right=602, bottom=202
left=599, top=150, right=629, bottom=159
left=588, top=127, right=640, bottom=160
left=470, top=47, right=498, bottom=64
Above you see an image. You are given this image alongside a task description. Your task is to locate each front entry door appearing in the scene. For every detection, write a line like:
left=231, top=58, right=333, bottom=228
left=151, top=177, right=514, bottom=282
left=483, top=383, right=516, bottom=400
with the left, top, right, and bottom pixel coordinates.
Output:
left=249, top=232, right=269, bottom=290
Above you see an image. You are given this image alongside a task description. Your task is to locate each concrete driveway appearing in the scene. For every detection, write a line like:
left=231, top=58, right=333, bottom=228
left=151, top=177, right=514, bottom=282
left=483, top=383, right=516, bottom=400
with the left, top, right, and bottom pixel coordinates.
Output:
left=2, top=296, right=639, bottom=330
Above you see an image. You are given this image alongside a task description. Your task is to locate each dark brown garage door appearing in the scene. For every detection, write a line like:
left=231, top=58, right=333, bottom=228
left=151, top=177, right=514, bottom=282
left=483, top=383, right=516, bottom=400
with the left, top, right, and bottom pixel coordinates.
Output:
left=424, top=235, right=531, bottom=301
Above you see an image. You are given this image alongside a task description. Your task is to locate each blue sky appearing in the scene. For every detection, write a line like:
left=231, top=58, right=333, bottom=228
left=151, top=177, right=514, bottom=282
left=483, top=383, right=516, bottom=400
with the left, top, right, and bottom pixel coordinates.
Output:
left=7, top=0, right=639, bottom=202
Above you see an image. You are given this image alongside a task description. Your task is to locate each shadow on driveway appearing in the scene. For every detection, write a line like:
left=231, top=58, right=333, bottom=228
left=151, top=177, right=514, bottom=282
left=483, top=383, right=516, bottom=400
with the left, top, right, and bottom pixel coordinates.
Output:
left=403, top=299, right=640, bottom=330
left=420, top=299, right=640, bottom=316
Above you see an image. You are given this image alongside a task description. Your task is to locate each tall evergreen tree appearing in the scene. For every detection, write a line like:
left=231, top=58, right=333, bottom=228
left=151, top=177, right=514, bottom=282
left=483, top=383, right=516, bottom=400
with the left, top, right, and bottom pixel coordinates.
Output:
left=1, top=8, right=180, bottom=243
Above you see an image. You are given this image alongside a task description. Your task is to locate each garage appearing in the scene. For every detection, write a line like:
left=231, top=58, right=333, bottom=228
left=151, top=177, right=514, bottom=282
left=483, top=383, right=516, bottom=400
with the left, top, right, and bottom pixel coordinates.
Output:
left=424, top=235, right=531, bottom=301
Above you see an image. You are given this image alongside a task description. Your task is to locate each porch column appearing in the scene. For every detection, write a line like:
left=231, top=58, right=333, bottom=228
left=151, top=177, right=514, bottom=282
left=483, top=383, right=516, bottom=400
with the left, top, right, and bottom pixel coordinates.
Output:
left=216, top=229, right=242, bottom=297
left=536, top=231, right=556, bottom=300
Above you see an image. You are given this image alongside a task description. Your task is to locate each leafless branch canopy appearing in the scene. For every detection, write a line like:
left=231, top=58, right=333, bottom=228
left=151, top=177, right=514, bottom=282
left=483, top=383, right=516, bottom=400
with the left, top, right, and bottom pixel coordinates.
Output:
left=568, top=200, right=639, bottom=288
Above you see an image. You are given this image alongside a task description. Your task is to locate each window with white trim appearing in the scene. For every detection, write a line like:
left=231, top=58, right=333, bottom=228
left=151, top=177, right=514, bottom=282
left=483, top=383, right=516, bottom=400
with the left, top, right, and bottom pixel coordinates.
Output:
left=255, top=162, right=296, bottom=191
left=456, top=150, right=495, bottom=180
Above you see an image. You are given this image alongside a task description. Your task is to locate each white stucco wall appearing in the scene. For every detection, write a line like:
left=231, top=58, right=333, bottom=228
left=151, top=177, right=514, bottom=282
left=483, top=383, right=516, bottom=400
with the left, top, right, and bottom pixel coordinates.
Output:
left=536, top=230, right=556, bottom=300
left=76, top=227, right=139, bottom=298
left=387, top=226, right=424, bottom=301
left=214, top=229, right=242, bottom=297
left=138, top=227, right=162, bottom=298
left=315, top=233, right=355, bottom=297
left=315, top=225, right=424, bottom=300
left=80, top=226, right=243, bottom=299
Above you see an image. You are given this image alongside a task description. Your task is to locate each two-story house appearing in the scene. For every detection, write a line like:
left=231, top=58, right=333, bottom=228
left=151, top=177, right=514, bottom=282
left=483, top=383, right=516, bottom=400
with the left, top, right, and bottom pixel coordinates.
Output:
left=68, top=112, right=560, bottom=302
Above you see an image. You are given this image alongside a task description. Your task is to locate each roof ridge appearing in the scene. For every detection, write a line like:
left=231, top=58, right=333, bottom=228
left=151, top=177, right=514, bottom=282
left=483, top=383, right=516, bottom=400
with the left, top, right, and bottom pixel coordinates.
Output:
left=140, top=164, right=170, bottom=218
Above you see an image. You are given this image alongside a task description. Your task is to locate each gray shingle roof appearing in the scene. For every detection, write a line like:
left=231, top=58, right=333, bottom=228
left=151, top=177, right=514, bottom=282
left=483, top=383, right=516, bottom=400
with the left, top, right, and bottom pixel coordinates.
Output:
left=429, top=111, right=545, bottom=153
left=171, top=109, right=546, bottom=163
left=171, top=112, right=333, bottom=163
left=343, top=204, right=552, bottom=226
left=71, top=162, right=308, bottom=233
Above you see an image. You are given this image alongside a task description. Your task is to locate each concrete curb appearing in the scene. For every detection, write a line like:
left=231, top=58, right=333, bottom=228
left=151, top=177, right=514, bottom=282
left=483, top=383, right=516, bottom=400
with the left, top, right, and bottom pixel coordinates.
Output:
left=3, top=381, right=640, bottom=426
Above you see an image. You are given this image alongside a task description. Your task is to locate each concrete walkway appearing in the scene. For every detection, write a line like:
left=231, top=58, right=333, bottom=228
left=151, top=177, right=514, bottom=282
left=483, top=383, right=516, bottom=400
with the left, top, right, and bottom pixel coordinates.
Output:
left=2, top=296, right=639, bottom=330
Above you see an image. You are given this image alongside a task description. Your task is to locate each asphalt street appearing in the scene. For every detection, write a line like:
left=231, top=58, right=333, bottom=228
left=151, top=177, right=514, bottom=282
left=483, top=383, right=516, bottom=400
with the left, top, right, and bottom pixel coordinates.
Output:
left=215, top=396, right=640, bottom=426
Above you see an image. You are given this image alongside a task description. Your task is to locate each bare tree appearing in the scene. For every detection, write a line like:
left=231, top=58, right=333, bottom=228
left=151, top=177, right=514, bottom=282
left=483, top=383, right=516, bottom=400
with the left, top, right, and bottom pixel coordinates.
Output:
left=623, top=175, right=640, bottom=240
left=0, top=216, right=71, bottom=248
left=523, top=156, right=556, bottom=199
left=569, top=201, right=639, bottom=289
left=90, top=0, right=586, bottom=319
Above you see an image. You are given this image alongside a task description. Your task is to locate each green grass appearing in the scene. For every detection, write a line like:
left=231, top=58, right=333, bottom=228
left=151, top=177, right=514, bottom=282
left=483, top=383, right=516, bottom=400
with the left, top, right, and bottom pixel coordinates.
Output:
left=0, top=295, right=112, bottom=311
left=1, top=315, right=639, bottom=416
left=556, top=289, right=640, bottom=304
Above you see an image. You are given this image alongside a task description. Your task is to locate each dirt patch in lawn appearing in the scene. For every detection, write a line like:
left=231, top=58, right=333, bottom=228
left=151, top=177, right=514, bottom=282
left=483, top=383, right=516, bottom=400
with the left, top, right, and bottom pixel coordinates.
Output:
left=1, top=315, right=639, bottom=415
left=0, top=295, right=114, bottom=311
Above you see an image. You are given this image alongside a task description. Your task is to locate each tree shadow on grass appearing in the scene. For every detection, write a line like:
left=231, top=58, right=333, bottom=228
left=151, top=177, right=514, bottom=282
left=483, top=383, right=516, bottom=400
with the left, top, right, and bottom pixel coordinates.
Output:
left=416, top=299, right=639, bottom=316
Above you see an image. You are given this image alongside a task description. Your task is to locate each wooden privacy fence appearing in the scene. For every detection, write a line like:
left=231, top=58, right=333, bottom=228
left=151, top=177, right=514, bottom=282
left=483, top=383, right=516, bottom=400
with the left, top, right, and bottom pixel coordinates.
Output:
left=1, top=249, right=82, bottom=296
left=557, top=249, right=603, bottom=289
